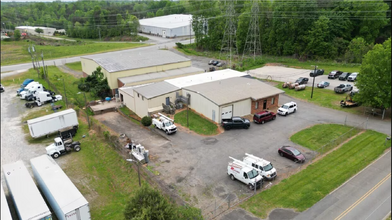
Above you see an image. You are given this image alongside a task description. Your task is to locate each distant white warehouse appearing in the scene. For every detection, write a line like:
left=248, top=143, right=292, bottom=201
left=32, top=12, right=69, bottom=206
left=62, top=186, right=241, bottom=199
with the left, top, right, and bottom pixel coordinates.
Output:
left=15, top=26, right=56, bottom=36
left=139, top=14, right=194, bottom=38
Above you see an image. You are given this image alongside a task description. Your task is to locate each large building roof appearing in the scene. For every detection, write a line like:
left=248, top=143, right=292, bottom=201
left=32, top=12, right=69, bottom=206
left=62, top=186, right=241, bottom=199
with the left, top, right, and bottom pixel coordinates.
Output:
left=118, top=66, right=203, bottom=86
left=183, top=77, right=285, bottom=106
left=139, top=14, right=192, bottom=29
left=165, top=69, right=247, bottom=88
left=81, top=50, right=190, bottom=73
left=133, top=81, right=180, bottom=99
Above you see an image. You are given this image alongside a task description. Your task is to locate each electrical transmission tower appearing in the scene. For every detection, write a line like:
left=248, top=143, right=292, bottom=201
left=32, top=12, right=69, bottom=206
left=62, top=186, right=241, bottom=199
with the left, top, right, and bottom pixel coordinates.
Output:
left=242, top=0, right=262, bottom=61
left=220, top=0, right=238, bottom=69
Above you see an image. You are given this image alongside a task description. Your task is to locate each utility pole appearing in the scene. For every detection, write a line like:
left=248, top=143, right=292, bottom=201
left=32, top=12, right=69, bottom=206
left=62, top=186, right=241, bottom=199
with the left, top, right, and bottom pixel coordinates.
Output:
left=311, top=65, right=317, bottom=99
left=220, top=0, right=238, bottom=69
left=242, top=0, right=262, bottom=61
left=97, top=25, right=101, bottom=41
left=190, top=19, right=192, bottom=44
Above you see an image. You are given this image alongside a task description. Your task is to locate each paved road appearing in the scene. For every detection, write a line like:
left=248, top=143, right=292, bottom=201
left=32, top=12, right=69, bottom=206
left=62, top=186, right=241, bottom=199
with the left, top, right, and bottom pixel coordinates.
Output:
left=1, top=34, right=195, bottom=77
left=294, top=150, right=391, bottom=220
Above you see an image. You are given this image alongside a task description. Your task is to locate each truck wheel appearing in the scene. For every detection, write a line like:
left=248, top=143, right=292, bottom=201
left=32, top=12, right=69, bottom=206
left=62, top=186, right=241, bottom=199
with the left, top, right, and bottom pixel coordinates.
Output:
left=230, top=174, right=235, bottom=181
left=285, top=112, right=288, bottom=116
left=155, top=124, right=158, bottom=129
left=165, top=130, right=169, bottom=134
left=261, top=120, right=265, bottom=124
left=294, top=109, right=296, bottom=113
left=248, top=184, right=254, bottom=190
left=74, top=145, right=81, bottom=152
left=225, top=126, right=231, bottom=130
left=272, top=116, right=276, bottom=120
left=52, top=153, right=60, bottom=159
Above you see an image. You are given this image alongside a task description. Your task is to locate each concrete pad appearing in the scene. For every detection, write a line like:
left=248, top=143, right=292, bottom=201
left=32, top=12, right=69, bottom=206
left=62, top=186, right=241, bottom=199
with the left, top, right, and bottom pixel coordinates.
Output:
left=89, top=101, right=121, bottom=114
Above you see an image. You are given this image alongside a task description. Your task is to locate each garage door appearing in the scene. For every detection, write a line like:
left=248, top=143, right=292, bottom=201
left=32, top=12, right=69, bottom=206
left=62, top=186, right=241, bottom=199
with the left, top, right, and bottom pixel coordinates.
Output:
left=221, top=106, right=233, bottom=119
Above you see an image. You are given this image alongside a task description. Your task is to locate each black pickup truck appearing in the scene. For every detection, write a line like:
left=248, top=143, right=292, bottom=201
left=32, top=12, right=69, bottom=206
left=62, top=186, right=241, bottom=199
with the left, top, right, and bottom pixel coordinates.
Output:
left=221, top=117, right=250, bottom=130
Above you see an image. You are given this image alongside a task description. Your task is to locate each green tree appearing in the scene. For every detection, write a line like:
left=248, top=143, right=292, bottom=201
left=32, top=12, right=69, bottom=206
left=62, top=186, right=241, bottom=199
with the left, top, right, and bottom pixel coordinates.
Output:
left=356, top=38, right=391, bottom=109
left=35, top=28, right=43, bottom=35
left=344, top=37, right=373, bottom=63
left=13, top=29, right=21, bottom=40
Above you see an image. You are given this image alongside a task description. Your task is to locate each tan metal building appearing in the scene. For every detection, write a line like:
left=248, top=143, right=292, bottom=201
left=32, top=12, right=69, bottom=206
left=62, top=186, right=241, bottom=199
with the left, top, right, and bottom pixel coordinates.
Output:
left=80, top=50, right=198, bottom=95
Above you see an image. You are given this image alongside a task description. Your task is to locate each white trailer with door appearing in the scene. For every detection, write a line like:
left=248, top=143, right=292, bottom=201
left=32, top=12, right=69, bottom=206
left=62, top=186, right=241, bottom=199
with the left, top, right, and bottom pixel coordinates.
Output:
left=1, top=183, right=12, bottom=220
left=30, top=155, right=91, bottom=220
left=27, top=109, right=79, bottom=138
left=3, top=160, right=52, bottom=220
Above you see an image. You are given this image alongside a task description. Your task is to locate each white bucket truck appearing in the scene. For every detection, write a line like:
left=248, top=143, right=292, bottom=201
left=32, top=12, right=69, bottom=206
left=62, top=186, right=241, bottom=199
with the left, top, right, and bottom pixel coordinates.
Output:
left=152, top=113, right=177, bottom=134
left=243, top=153, right=277, bottom=181
left=227, top=156, right=263, bottom=190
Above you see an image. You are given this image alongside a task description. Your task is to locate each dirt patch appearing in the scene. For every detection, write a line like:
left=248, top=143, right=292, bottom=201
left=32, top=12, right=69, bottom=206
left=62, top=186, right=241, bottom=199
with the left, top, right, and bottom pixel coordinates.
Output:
left=264, top=63, right=287, bottom=67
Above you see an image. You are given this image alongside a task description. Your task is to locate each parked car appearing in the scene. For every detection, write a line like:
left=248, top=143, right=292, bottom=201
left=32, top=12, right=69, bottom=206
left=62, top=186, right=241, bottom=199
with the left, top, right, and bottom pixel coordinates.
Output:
left=295, top=77, right=309, bottom=85
left=277, top=101, right=297, bottom=116
left=253, top=111, right=276, bottom=124
left=221, top=116, right=250, bottom=130
left=212, top=60, right=219, bottom=66
left=328, top=70, right=343, bottom=79
left=339, top=72, right=351, bottom=81
left=0, top=84, right=4, bottom=93
left=216, top=62, right=225, bottom=67
left=334, top=84, right=353, bottom=93
left=317, top=81, right=330, bottom=88
left=278, top=146, right=305, bottom=163
left=347, top=72, right=359, bottom=82
left=208, top=60, right=215, bottom=65
left=309, top=69, right=324, bottom=77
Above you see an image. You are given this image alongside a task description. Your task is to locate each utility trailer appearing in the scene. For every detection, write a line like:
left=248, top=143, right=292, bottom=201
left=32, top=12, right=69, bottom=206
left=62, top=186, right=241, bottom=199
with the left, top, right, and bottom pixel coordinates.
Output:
left=3, top=160, right=52, bottom=220
left=27, top=109, right=79, bottom=138
left=31, top=155, right=91, bottom=220
left=1, top=183, right=12, bottom=220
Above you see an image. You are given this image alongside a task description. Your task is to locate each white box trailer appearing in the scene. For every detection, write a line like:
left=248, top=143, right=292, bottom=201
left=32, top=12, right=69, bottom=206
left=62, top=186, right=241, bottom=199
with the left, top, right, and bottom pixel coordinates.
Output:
left=3, top=160, right=52, bottom=220
left=1, top=183, right=13, bottom=220
left=27, top=108, right=79, bottom=138
left=30, top=155, right=91, bottom=220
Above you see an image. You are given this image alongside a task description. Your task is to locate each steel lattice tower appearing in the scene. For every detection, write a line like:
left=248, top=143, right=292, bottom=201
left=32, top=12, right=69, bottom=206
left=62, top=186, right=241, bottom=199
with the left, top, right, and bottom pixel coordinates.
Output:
left=242, top=0, right=262, bottom=61
left=220, top=0, right=238, bottom=69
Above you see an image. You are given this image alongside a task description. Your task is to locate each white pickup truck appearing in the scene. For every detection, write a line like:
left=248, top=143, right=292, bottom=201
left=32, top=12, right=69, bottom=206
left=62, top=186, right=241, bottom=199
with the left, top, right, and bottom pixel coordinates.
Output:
left=152, top=113, right=177, bottom=134
left=228, top=156, right=263, bottom=190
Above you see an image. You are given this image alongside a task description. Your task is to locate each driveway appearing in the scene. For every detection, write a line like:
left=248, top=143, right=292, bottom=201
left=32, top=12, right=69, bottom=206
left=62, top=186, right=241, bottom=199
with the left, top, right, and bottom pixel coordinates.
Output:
left=250, top=66, right=358, bottom=92
left=94, top=92, right=391, bottom=219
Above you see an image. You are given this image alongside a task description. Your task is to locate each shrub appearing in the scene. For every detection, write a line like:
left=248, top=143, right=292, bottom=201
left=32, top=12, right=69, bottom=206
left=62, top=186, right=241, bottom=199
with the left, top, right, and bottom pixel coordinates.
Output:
left=176, top=42, right=185, bottom=49
left=141, top=116, right=152, bottom=126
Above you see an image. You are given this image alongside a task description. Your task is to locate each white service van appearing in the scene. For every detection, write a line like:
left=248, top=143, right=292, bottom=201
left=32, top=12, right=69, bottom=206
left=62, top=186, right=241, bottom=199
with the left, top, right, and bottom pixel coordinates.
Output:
left=227, top=156, right=263, bottom=190
left=243, top=153, right=277, bottom=181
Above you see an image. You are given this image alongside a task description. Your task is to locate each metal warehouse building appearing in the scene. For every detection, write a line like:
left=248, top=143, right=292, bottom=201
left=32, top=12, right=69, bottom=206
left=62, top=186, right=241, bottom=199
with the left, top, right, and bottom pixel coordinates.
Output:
left=139, top=14, right=194, bottom=38
left=118, top=69, right=284, bottom=121
left=80, top=49, right=203, bottom=95
left=15, top=26, right=56, bottom=36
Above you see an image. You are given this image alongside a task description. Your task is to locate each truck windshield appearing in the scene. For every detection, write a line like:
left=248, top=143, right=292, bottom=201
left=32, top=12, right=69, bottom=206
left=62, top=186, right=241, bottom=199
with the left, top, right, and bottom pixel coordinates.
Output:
left=263, top=163, right=273, bottom=172
left=164, top=121, right=173, bottom=127
left=247, top=170, right=258, bottom=179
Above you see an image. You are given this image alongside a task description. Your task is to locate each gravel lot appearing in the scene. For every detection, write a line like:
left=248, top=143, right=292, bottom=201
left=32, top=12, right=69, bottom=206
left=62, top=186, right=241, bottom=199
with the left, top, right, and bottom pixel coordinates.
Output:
left=249, top=66, right=358, bottom=92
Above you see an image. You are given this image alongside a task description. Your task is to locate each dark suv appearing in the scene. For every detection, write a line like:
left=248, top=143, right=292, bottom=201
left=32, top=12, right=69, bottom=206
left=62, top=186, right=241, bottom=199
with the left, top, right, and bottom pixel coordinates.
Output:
left=339, top=72, right=351, bottom=81
left=309, top=69, right=324, bottom=77
left=328, top=70, right=343, bottom=79
left=253, top=111, right=276, bottom=124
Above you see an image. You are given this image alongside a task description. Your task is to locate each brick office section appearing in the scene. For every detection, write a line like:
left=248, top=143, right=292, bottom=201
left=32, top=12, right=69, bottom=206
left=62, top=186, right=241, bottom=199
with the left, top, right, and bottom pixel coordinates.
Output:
left=251, top=95, right=280, bottom=115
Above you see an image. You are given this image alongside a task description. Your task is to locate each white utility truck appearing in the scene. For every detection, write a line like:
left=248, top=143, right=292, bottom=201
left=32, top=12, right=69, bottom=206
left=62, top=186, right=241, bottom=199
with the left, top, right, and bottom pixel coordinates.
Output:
left=18, top=81, right=39, bottom=97
left=46, top=137, right=81, bottom=159
left=227, top=157, right=263, bottom=190
left=3, top=160, right=52, bottom=220
left=25, top=91, right=62, bottom=108
left=20, top=83, right=44, bottom=99
left=243, top=153, right=277, bottom=180
left=27, top=109, right=79, bottom=138
left=31, top=155, right=91, bottom=220
left=1, top=183, right=12, bottom=220
left=152, top=113, right=177, bottom=134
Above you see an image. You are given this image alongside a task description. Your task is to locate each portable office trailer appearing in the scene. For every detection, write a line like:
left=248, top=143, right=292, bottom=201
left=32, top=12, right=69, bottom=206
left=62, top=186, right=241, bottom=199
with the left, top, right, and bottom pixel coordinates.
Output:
left=27, top=109, right=79, bottom=138
left=1, top=183, right=12, bottom=220
left=31, top=155, right=91, bottom=220
left=3, top=160, right=52, bottom=220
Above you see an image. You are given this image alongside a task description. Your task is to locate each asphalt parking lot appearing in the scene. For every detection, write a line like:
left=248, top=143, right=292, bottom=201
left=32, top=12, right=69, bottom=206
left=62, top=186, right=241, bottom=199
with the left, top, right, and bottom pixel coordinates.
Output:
left=250, top=66, right=358, bottom=92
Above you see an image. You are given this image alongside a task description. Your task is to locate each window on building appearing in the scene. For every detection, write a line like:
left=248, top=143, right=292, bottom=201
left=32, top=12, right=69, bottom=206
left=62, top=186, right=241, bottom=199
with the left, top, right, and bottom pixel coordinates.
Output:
left=137, top=93, right=139, bottom=98
left=271, top=97, right=275, bottom=105
left=255, top=101, right=259, bottom=109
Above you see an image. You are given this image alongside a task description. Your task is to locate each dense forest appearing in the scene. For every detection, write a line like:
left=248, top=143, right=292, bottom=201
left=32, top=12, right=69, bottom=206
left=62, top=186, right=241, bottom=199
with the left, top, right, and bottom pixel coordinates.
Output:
left=1, top=0, right=390, bottom=61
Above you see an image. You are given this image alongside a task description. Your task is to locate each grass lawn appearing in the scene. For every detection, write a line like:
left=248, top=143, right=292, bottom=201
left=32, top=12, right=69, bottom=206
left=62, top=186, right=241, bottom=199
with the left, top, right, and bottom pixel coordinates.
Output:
left=65, top=61, right=83, bottom=72
left=241, top=127, right=390, bottom=218
left=175, top=44, right=361, bottom=73
left=1, top=40, right=147, bottom=66
left=277, top=82, right=364, bottom=115
left=290, top=124, right=359, bottom=151
left=174, top=109, right=218, bottom=135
